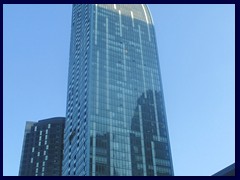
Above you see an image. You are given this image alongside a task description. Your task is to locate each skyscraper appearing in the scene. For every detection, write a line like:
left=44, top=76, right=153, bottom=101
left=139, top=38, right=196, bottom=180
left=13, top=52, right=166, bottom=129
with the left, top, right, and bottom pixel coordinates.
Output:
left=19, top=117, right=65, bottom=176
left=63, top=4, right=174, bottom=176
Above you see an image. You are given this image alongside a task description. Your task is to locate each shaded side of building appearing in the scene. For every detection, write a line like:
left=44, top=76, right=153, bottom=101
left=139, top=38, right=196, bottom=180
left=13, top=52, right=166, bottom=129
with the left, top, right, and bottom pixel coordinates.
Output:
left=19, top=117, right=65, bottom=176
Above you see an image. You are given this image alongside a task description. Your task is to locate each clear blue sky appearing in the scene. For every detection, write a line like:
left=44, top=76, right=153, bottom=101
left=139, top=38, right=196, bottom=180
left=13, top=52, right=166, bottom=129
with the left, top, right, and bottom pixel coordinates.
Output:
left=3, top=4, right=235, bottom=176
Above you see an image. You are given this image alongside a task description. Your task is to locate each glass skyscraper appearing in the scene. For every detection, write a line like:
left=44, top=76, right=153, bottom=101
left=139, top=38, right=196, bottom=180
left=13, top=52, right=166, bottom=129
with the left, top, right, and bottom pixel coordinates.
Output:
left=63, top=4, right=174, bottom=176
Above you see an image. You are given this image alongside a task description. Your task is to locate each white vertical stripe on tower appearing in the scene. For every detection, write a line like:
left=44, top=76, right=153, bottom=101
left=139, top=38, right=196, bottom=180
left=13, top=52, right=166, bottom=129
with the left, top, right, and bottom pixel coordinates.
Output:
left=151, top=72, right=160, bottom=141
left=95, top=4, right=98, bottom=45
left=142, top=4, right=151, bottom=41
left=92, top=122, right=96, bottom=176
left=139, top=105, right=147, bottom=176
left=114, top=4, right=117, bottom=9
left=119, top=10, right=122, bottom=37
left=96, top=51, right=99, bottom=114
left=123, top=89, right=127, bottom=129
left=123, top=88, right=132, bottom=175
left=138, top=25, right=147, bottom=98
left=106, top=17, right=113, bottom=176
left=123, top=43, right=127, bottom=82
left=151, top=141, right=157, bottom=176
left=123, top=42, right=132, bottom=176
left=106, top=17, right=109, bottom=110
left=131, top=11, right=135, bottom=27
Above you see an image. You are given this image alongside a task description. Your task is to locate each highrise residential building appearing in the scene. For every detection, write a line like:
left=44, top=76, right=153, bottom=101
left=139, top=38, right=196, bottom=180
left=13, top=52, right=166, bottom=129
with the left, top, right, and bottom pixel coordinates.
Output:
left=19, top=117, right=65, bottom=176
left=63, top=4, right=174, bottom=176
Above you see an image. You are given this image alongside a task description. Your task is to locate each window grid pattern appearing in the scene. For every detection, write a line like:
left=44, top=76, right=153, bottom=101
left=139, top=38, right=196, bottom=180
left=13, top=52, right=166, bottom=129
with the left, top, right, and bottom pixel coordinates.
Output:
left=63, top=4, right=174, bottom=176
left=19, top=118, right=65, bottom=176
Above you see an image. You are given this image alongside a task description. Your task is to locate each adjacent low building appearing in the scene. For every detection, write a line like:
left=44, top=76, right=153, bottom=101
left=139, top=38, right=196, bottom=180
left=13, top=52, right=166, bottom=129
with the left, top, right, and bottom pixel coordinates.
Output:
left=19, top=117, right=65, bottom=176
left=213, top=163, right=235, bottom=176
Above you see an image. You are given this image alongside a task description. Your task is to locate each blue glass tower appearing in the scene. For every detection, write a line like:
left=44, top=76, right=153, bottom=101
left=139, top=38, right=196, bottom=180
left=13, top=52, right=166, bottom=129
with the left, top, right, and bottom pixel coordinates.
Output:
left=63, top=4, right=174, bottom=176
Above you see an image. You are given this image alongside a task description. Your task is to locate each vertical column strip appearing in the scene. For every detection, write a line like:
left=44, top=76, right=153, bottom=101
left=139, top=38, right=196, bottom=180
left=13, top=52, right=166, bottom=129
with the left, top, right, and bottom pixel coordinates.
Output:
left=151, top=141, right=157, bottom=176
left=139, top=105, right=147, bottom=176
left=106, top=17, right=113, bottom=176
left=106, top=17, right=109, bottom=110
left=131, top=11, right=135, bottom=27
left=151, top=72, right=160, bottom=140
left=123, top=43, right=127, bottom=82
left=123, top=89, right=132, bottom=175
left=138, top=25, right=147, bottom=98
left=92, top=122, right=96, bottom=176
left=119, top=10, right=122, bottom=37
left=95, top=4, right=98, bottom=45
left=142, top=4, right=151, bottom=41
left=96, top=51, right=99, bottom=114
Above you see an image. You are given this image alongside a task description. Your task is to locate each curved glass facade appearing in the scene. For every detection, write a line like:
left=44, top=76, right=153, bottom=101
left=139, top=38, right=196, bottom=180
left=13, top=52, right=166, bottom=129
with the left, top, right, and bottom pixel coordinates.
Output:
left=63, top=4, right=174, bottom=176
